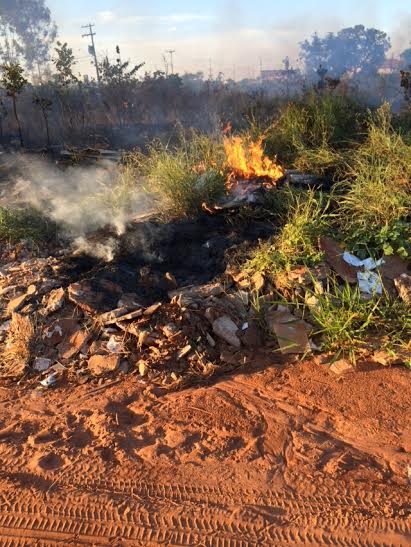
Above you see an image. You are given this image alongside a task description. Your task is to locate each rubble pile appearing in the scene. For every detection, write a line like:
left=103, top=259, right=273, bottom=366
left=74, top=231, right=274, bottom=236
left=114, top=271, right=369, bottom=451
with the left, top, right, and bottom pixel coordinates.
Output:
left=0, top=228, right=410, bottom=390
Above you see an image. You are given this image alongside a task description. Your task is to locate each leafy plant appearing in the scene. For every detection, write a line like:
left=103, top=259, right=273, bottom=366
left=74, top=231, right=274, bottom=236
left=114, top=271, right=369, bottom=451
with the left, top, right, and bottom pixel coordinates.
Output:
left=0, top=62, right=27, bottom=146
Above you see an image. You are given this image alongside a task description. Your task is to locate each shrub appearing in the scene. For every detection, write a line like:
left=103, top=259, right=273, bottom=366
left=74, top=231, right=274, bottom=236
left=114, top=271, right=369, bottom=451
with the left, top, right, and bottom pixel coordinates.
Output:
left=130, top=130, right=226, bottom=216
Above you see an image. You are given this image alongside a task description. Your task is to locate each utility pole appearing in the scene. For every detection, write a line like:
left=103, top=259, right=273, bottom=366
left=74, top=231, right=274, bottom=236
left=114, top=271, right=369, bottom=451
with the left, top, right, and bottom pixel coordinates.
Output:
left=82, top=23, right=101, bottom=84
left=208, top=58, right=213, bottom=80
left=259, top=57, right=263, bottom=78
left=166, top=50, right=175, bottom=74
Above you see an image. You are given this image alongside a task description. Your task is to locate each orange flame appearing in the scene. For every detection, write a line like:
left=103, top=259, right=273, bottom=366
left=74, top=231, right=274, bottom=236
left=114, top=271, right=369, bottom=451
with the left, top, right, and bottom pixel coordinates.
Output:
left=224, top=136, right=284, bottom=182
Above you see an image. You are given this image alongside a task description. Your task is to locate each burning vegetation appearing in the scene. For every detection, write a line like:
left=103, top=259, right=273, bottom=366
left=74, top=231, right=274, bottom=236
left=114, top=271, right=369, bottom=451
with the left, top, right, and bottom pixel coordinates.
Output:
left=224, top=135, right=285, bottom=184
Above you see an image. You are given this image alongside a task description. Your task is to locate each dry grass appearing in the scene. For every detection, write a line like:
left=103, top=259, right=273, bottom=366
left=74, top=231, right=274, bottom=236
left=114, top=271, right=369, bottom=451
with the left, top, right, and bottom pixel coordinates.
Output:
left=1, top=313, right=35, bottom=378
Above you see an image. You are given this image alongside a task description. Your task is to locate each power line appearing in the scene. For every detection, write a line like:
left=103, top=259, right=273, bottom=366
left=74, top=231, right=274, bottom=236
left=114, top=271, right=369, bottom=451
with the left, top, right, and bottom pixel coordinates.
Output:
left=81, top=23, right=101, bottom=84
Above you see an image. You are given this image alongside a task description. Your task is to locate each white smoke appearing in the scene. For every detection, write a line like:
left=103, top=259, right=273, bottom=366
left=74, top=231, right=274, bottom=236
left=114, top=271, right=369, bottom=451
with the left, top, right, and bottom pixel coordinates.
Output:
left=4, top=153, right=155, bottom=260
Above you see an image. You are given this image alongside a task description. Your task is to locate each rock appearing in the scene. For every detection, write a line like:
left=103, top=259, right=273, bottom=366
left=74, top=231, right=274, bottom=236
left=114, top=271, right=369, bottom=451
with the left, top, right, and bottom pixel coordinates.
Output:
left=206, top=333, right=216, bottom=347
left=88, top=354, right=120, bottom=376
left=329, top=359, right=354, bottom=375
left=58, top=329, right=90, bottom=360
left=33, top=357, right=52, bottom=372
left=319, top=237, right=358, bottom=283
left=169, top=282, right=224, bottom=307
left=7, top=293, right=28, bottom=314
left=43, top=287, right=65, bottom=315
left=394, top=274, right=411, bottom=305
left=212, top=316, right=241, bottom=348
left=106, top=335, right=124, bottom=354
left=266, top=306, right=310, bottom=354
left=68, top=282, right=108, bottom=315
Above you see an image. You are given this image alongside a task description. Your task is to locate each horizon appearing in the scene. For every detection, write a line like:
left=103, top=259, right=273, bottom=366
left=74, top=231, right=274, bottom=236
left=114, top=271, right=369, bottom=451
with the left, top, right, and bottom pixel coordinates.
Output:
left=48, top=0, right=411, bottom=80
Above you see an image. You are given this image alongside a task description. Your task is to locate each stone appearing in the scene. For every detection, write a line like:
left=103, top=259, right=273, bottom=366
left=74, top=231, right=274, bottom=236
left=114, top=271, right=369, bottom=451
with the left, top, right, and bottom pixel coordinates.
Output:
left=212, top=316, right=241, bottom=348
left=58, top=329, right=90, bottom=360
left=7, top=293, right=28, bottom=314
left=88, top=354, right=120, bottom=376
left=33, top=357, right=52, bottom=372
left=43, top=287, right=65, bottom=315
left=394, top=274, right=411, bottom=305
left=329, top=359, right=354, bottom=375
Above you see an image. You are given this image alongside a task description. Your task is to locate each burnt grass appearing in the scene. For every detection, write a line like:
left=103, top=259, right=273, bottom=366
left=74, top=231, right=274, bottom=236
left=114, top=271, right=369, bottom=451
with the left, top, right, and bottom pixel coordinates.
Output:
left=60, top=211, right=275, bottom=309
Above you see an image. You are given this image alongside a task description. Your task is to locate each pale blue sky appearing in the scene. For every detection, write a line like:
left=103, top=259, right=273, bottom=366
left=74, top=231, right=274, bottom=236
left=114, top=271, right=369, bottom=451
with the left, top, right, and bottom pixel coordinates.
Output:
left=47, top=0, right=411, bottom=78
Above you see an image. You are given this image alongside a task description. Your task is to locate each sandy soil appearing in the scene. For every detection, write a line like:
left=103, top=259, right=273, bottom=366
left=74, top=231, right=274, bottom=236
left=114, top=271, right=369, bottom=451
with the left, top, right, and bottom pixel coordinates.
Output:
left=0, top=357, right=409, bottom=545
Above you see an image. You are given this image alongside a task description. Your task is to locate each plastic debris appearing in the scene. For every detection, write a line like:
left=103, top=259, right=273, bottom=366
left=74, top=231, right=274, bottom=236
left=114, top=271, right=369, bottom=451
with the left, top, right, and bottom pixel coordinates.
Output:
left=343, top=252, right=385, bottom=294
left=40, top=372, right=59, bottom=387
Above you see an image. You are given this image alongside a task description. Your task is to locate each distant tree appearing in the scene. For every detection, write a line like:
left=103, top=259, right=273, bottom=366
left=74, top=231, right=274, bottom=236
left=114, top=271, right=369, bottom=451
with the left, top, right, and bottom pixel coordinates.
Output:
left=0, top=0, right=57, bottom=70
left=0, top=62, right=27, bottom=146
left=99, top=46, right=144, bottom=86
left=300, top=25, right=391, bottom=77
left=0, top=98, right=7, bottom=138
left=52, top=41, right=78, bottom=86
left=32, top=93, right=52, bottom=146
left=400, top=48, right=411, bottom=69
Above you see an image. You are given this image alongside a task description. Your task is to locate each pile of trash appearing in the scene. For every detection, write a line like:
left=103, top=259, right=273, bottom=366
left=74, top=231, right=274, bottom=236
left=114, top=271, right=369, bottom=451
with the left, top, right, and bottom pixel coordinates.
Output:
left=0, top=233, right=410, bottom=390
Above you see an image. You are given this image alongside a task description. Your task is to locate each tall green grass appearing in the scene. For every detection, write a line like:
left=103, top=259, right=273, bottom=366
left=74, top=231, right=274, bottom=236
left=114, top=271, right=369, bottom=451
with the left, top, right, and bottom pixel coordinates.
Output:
left=129, top=130, right=227, bottom=216
left=338, top=104, right=411, bottom=258
left=248, top=188, right=331, bottom=276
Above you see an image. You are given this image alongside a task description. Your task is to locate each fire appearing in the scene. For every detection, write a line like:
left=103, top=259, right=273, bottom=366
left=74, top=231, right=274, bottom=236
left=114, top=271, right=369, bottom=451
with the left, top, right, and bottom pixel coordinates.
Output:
left=224, top=135, right=284, bottom=182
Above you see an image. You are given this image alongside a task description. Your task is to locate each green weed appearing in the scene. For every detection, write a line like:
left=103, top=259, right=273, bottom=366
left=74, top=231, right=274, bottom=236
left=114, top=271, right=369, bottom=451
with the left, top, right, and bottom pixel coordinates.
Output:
left=0, top=206, right=55, bottom=242
left=129, top=130, right=226, bottom=216
left=248, top=188, right=331, bottom=276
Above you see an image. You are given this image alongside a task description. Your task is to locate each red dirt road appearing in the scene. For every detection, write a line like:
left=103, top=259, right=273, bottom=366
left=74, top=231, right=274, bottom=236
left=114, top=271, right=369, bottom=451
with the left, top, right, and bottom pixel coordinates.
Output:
left=0, top=358, right=409, bottom=545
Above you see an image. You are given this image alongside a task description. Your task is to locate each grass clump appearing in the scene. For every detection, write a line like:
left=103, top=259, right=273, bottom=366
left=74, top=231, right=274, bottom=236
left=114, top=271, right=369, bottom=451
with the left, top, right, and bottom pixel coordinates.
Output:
left=130, top=130, right=227, bottom=217
left=0, top=206, right=55, bottom=243
left=338, top=104, right=411, bottom=258
left=248, top=188, right=331, bottom=276
left=264, top=93, right=364, bottom=174
left=307, top=279, right=411, bottom=362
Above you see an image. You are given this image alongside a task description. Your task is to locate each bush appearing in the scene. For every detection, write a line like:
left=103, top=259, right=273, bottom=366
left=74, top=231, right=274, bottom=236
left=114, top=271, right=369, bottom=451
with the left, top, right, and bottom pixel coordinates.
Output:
left=129, top=130, right=227, bottom=216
